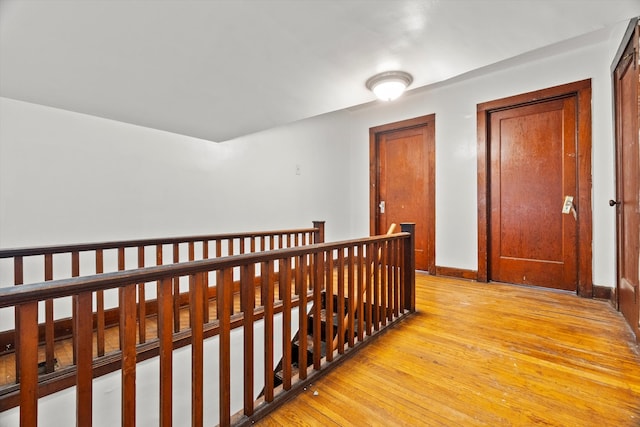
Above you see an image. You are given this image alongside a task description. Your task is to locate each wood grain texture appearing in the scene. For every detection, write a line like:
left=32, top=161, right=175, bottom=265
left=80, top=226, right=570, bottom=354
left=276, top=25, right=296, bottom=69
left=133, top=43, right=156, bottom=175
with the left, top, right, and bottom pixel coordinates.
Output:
left=613, top=18, right=640, bottom=340
left=256, top=273, right=640, bottom=426
left=370, top=115, right=436, bottom=274
left=477, top=80, right=592, bottom=296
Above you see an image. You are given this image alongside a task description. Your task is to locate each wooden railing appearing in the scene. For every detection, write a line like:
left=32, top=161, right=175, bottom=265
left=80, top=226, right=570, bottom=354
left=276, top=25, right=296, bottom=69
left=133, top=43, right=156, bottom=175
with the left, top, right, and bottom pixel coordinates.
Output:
left=0, top=222, right=324, bottom=385
left=0, top=224, right=415, bottom=426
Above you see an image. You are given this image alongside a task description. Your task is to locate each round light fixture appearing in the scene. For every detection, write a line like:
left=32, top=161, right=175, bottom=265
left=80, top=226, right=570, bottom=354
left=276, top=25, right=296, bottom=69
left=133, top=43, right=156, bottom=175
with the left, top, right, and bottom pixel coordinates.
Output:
left=366, top=71, right=413, bottom=101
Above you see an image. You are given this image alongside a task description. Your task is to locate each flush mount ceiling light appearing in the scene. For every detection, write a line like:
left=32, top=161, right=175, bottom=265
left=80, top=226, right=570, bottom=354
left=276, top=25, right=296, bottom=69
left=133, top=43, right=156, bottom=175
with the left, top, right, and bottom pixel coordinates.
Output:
left=366, top=71, right=413, bottom=101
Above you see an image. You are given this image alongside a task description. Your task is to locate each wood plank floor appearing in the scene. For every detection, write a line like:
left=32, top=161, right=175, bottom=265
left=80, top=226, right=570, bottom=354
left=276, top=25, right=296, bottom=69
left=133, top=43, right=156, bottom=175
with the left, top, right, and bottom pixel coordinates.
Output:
left=255, top=273, right=640, bottom=426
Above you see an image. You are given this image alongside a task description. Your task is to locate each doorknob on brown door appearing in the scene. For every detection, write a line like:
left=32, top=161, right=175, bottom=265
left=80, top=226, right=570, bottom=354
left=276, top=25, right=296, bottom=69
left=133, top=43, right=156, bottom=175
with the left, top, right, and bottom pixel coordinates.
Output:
left=609, top=199, right=621, bottom=206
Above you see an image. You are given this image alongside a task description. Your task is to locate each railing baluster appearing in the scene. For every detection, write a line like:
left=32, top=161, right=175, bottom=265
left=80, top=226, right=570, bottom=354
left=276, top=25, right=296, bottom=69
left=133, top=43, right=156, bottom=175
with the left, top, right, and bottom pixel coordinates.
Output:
left=191, top=273, right=204, bottom=427
left=18, top=301, right=38, bottom=427
left=241, top=263, right=255, bottom=416
left=172, top=243, right=180, bottom=333
left=13, top=256, right=23, bottom=382
left=280, top=259, right=292, bottom=390
left=297, top=255, right=308, bottom=379
left=365, top=242, right=373, bottom=337
left=218, top=268, right=233, bottom=426
left=120, top=283, right=137, bottom=427
left=262, top=261, right=274, bottom=402
left=96, top=249, right=105, bottom=357
left=313, top=251, right=323, bottom=370
left=158, top=277, right=173, bottom=427
left=202, top=241, right=210, bottom=323
left=325, top=252, right=334, bottom=362
left=391, top=240, right=400, bottom=317
left=336, top=249, right=345, bottom=353
left=188, top=242, right=195, bottom=329
left=373, top=242, right=380, bottom=331
left=75, top=290, right=93, bottom=426
left=401, top=223, right=416, bottom=311
left=357, top=244, right=365, bottom=342
left=347, top=246, right=355, bottom=348
left=399, top=238, right=405, bottom=314
left=71, top=251, right=80, bottom=364
left=118, top=247, right=126, bottom=349
left=138, top=246, right=146, bottom=344
left=155, top=244, right=163, bottom=342
left=380, top=242, right=387, bottom=327
left=44, top=253, right=55, bottom=373
left=386, top=241, right=393, bottom=322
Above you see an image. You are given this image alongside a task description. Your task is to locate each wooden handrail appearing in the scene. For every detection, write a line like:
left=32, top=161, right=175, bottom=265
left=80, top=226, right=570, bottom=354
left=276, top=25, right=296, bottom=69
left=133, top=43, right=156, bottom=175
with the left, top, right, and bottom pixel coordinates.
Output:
left=0, top=222, right=324, bottom=380
left=0, top=233, right=407, bottom=308
left=0, top=226, right=415, bottom=427
left=0, top=224, right=324, bottom=259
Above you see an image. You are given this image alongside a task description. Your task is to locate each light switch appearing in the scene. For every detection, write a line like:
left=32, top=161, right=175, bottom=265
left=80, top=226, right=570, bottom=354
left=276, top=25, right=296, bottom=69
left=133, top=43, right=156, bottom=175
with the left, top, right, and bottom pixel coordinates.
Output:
left=562, top=196, right=574, bottom=214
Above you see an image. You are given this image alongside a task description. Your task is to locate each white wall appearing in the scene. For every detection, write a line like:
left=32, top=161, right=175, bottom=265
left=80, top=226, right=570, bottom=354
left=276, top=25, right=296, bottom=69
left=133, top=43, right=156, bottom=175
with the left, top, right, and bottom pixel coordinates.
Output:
left=0, top=21, right=629, bottom=288
left=0, top=98, right=352, bottom=247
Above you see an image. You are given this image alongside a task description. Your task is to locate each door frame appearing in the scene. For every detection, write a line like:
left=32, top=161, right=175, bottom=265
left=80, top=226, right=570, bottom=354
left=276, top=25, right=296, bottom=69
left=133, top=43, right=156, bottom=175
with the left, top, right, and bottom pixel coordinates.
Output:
left=477, top=80, right=592, bottom=296
left=369, top=114, right=436, bottom=274
left=611, top=17, right=639, bottom=338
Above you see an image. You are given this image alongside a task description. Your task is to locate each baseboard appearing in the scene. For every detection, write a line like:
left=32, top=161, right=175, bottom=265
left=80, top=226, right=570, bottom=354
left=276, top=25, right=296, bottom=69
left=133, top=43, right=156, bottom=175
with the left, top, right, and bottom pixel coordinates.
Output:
left=593, top=284, right=616, bottom=307
left=435, top=266, right=478, bottom=281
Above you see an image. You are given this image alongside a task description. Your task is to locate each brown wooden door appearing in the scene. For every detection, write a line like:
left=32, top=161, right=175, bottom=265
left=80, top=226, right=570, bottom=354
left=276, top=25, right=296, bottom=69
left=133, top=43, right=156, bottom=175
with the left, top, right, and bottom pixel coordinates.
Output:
left=613, top=19, right=640, bottom=339
left=488, top=97, right=578, bottom=291
left=370, top=115, right=435, bottom=272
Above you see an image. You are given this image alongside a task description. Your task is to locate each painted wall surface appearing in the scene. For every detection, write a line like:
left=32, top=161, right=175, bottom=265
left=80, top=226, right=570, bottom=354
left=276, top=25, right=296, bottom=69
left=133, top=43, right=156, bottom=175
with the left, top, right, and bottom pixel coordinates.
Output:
left=0, top=22, right=628, bottom=285
left=0, top=98, right=352, bottom=247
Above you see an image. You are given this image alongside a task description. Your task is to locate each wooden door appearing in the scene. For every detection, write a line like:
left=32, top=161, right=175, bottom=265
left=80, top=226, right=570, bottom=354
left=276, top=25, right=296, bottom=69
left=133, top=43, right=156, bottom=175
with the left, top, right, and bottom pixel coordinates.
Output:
left=613, top=18, right=640, bottom=339
left=489, top=98, right=578, bottom=290
left=478, top=80, right=592, bottom=295
left=370, top=115, right=435, bottom=272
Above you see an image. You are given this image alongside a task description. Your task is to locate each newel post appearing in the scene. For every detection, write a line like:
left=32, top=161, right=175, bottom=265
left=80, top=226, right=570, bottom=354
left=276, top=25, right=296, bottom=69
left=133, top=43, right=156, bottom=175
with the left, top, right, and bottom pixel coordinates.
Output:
left=400, top=223, right=416, bottom=312
left=313, top=220, right=325, bottom=243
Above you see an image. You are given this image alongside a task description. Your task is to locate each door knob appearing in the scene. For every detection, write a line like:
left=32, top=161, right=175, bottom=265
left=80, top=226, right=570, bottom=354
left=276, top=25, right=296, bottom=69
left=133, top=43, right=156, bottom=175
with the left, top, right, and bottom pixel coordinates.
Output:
left=609, top=199, right=621, bottom=207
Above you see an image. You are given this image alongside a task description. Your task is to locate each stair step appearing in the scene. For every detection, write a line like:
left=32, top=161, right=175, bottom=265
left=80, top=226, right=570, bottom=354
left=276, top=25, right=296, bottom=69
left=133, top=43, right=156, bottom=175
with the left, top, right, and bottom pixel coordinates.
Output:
left=308, top=309, right=339, bottom=325
left=274, top=364, right=300, bottom=383
left=294, top=335, right=327, bottom=359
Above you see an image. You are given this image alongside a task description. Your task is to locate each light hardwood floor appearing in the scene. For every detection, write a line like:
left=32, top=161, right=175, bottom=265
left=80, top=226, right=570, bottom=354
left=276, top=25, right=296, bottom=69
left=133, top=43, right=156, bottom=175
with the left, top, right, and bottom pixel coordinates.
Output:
left=255, top=273, right=640, bottom=426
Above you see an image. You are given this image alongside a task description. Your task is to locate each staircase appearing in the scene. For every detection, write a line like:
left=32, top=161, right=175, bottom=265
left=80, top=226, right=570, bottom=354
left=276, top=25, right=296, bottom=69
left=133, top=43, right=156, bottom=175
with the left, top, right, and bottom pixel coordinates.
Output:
left=274, top=291, right=349, bottom=386
left=273, top=223, right=399, bottom=387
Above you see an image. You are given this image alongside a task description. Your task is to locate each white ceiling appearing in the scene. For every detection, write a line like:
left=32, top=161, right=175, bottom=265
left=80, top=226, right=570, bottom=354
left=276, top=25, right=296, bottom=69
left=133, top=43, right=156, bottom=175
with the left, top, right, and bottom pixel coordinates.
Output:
left=1, top=0, right=638, bottom=142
